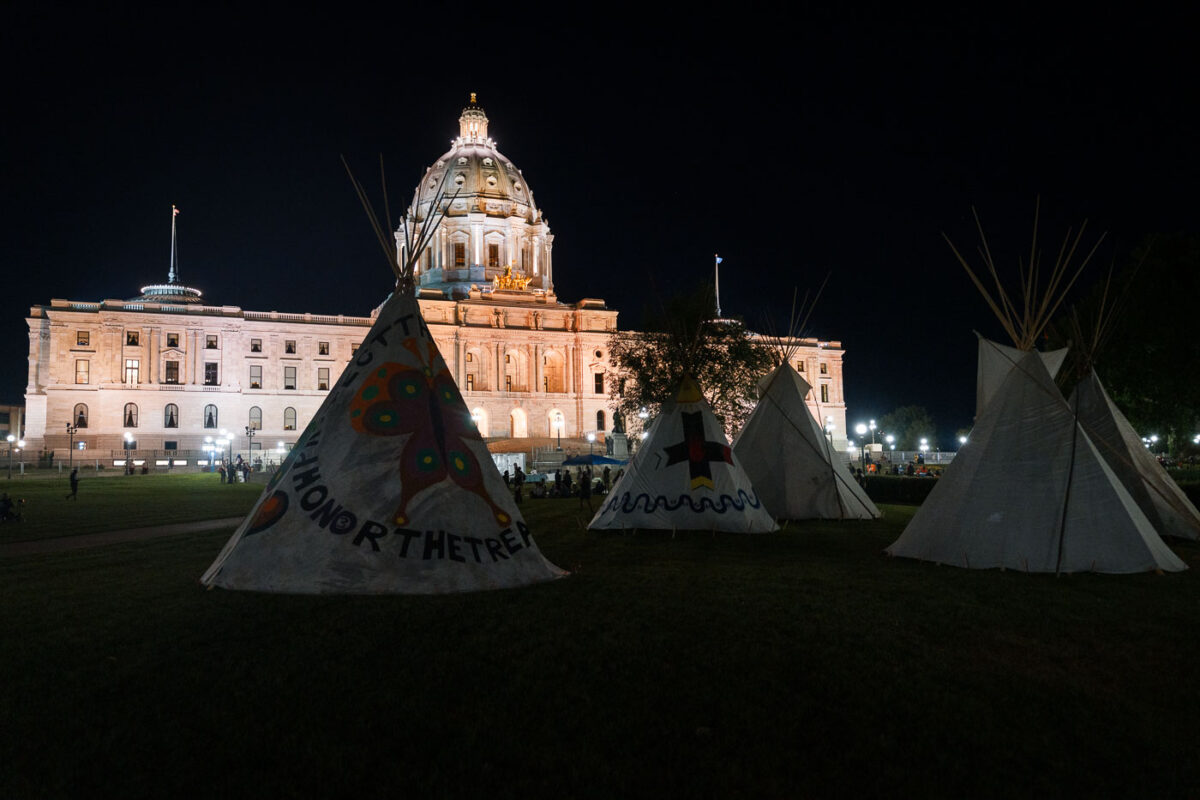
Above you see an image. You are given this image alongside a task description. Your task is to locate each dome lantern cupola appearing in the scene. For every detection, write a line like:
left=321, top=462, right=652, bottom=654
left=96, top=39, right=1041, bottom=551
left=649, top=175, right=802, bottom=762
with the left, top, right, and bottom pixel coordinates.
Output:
left=456, top=93, right=490, bottom=146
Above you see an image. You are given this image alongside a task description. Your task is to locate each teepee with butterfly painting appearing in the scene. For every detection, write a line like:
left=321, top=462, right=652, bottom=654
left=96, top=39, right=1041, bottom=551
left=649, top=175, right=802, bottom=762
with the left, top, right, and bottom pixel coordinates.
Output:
left=201, top=159, right=566, bottom=593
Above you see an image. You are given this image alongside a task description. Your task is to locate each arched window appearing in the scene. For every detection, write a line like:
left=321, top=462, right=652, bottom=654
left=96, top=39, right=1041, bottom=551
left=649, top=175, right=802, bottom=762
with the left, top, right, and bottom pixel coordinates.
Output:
left=123, top=403, right=138, bottom=428
left=164, top=404, right=179, bottom=428
left=204, top=405, right=218, bottom=429
left=249, top=406, right=262, bottom=431
left=284, top=407, right=297, bottom=431
left=596, top=410, right=606, bottom=431
left=73, top=403, right=88, bottom=429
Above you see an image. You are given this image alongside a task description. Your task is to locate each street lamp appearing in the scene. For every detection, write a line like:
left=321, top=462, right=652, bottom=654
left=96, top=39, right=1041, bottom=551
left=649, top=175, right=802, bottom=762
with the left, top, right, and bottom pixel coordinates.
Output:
left=869, top=419, right=877, bottom=445
left=245, top=425, right=257, bottom=470
left=205, top=436, right=215, bottom=472
left=552, top=411, right=564, bottom=450
left=6, top=435, right=23, bottom=480
left=66, top=422, right=79, bottom=471
left=123, top=431, right=133, bottom=473
left=855, top=423, right=868, bottom=471
left=587, top=432, right=596, bottom=455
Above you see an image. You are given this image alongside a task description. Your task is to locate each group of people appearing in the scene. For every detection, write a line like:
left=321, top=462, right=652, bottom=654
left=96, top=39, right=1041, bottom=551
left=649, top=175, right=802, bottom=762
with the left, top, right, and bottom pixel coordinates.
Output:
left=217, top=456, right=251, bottom=484
left=500, top=463, right=624, bottom=511
left=0, top=492, right=24, bottom=522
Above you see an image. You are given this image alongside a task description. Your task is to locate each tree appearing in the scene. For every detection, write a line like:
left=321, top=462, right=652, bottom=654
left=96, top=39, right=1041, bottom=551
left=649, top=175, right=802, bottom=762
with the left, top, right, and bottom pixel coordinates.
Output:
left=1055, top=234, right=1200, bottom=454
left=606, top=284, right=774, bottom=440
left=877, top=405, right=937, bottom=450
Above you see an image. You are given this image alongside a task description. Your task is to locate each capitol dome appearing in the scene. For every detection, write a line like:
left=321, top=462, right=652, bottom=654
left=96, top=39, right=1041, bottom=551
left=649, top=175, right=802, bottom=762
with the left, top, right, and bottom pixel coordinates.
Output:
left=401, top=95, right=555, bottom=299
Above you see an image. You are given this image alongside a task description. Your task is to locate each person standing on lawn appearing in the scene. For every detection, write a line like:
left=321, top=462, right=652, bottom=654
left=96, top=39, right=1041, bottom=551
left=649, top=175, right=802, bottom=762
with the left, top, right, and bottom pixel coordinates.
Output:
left=66, top=468, right=79, bottom=500
left=579, top=467, right=593, bottom=513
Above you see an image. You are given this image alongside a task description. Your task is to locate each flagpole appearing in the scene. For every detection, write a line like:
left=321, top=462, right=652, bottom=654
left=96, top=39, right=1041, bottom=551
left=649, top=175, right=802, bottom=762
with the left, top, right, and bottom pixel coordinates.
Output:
left=169, top=205, right=179, bottom=284
left=714, top=253, right=722, bottom=318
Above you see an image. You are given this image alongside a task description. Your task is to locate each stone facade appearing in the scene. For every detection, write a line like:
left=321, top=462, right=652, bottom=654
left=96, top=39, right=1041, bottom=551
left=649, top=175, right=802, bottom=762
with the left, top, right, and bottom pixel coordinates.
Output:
left=20, top=98, right=849, bottom=461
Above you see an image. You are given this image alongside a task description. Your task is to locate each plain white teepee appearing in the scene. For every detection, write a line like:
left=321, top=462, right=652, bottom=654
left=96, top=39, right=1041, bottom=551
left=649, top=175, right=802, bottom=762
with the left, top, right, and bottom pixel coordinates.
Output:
left=588, top=375, right=778, bottom=533
left=734, top=362, right=879, bottom=520
left=886, top=346, right=1185, bottom=573
left=1072, top=371, right=1200, bottom=541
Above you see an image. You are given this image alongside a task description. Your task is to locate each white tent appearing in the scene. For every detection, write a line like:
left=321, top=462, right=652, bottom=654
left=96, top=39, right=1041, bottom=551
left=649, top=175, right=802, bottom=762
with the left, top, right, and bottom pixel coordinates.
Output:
left=976, top=337, right=1068, bottom=417
left=733, top=362, right=879, bottom=520
left=588, top=375, right=778, bottom=533
left=886, top=345, right=1185, bottom=573
left=201, top=288, right=567, bottom=593
left=1071, top=371, right=1200, bottom=541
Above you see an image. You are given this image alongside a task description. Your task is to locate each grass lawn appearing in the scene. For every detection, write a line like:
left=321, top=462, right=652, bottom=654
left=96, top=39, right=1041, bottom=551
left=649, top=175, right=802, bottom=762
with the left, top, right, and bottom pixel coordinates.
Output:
left=2, top=490, right=1199, bottom=798
left=0, top=473, right=261, bottom=542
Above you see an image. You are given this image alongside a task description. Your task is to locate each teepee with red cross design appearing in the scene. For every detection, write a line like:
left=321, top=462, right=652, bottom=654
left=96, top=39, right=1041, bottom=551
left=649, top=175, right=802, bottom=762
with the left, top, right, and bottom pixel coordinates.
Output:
left=588, top=375, right=778, bottom=533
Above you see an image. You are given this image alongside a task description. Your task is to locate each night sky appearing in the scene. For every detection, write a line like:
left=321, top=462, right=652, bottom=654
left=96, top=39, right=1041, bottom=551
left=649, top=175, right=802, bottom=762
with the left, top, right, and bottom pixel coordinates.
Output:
left=4, top=10, right=1195, bottom=445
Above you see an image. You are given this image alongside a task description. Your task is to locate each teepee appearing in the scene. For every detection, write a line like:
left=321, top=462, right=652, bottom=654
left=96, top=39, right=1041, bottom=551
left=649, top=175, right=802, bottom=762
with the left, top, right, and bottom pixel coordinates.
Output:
left=1061, top=276, right=1200, bottom=541
left=201, top=163, right=565, bottom=593
left=733, top=286, right=879, bottom=520
left=886, top=205, right=1185, bottom=573
left=588, top=374, right=778, bottom=533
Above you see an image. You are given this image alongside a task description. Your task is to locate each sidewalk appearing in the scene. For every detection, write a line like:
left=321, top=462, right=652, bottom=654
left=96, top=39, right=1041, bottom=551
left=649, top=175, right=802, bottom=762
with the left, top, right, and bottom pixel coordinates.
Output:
left=0, top=516, right=245, bottom=557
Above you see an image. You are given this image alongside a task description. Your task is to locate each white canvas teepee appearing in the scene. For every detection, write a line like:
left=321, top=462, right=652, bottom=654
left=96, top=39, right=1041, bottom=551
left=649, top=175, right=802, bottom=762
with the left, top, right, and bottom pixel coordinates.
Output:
left=588, top=375, right=778, bottom=533
left=976, top=337, right=1068, bottom=417
left=1072, top=371, right=1200, bottom=541
left=201, top=160, right=565, bottom=594
left=887, top=345, right=1184, bottom=572
left=734, top=362, right=879, bottom=520
left=887, top=205, right=1186, bottom=574
left=201, top=288, right=567, bottom=593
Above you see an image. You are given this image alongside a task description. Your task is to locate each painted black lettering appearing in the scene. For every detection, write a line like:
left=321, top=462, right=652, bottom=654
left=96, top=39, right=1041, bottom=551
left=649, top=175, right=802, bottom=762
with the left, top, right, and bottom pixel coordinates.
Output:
left=464, top=536, right=484, bottom=563
left=292, top=466, right=321, bottom=492
left=394, top=528, right=420, bottom=558
left=393, top=313, right=414, bottom=335
left=423, top=530, right=446, bottom=560
left=300, top=485, right=329, bottom=511
left=354, top=521, right=388, bottom=551
left=500, top=527, right=523, bottom=555
left=309, top=498, right=344, bottom=528
left=516, top=520, right=533, bottom=547
left=485, top=537, right=508, bottom=561
left=447, top=533, right=465, bottom=562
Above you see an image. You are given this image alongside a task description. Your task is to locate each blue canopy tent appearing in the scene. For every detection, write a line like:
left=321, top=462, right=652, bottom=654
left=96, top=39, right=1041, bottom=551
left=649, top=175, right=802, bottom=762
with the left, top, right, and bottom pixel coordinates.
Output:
left=560, top=454, right=627, bottom=466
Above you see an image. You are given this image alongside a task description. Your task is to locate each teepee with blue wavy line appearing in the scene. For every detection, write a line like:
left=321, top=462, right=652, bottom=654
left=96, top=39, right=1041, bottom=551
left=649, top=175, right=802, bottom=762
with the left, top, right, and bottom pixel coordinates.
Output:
left=588, top=374, right=778, bottom=533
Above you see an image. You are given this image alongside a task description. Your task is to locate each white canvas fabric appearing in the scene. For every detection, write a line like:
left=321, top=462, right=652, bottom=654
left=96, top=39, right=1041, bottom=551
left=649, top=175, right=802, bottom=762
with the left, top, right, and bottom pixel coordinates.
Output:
left=1072, top=371, right=1200, bottom=541
left=975, top=337, right=1068, bottom=418
left=588, top=376, right=778, bottom=533
left=733, top=363, right=879, bottom=520
left=888, top=346, right=1185, bottom=573
left=201, top=289, right=566, bottom=594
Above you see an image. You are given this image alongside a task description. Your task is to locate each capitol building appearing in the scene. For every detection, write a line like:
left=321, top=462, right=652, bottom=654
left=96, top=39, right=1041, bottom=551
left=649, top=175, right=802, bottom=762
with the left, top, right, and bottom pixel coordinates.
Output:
left=22, top=98, right=850, bottom=463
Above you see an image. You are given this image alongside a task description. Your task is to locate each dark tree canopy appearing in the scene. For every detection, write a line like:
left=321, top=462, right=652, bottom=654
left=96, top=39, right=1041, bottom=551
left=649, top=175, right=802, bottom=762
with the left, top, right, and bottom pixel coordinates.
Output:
left=877, top=405, right=938, bottom=450
left=606, top=284, right=774, bottom=439
left=1056, top=233, right=1200, bottom=454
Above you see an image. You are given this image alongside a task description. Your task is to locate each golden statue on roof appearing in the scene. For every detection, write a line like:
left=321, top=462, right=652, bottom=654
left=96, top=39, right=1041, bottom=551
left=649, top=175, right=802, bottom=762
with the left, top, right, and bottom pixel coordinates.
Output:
left=492, top=264, right=531, bottom=292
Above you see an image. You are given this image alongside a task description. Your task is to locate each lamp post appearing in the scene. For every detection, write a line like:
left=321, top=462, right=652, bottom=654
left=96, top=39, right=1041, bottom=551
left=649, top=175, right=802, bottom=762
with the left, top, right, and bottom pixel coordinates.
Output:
left=552, top=412, right=564, bottom=451
left=65, top=422, right=79, bottom=471
left=245, top=425, right=256, bottom=471
left=123, top=431, right=133, bottom=473
left=276, top=441, right=286, bottom=467
left=869, top=419, right=877, bottom=445
left=855, top=423, right=868, bottom=472
left=587, top=432, right=596, bottom=456
left=6, top=435, right=23, bottom=480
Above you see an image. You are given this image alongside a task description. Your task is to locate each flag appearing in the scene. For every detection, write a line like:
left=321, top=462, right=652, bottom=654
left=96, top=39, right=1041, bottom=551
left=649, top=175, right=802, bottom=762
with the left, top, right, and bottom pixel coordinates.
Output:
left=173, top=206, right=180, bottom=216
left=715, top=255, right=722, bottom=264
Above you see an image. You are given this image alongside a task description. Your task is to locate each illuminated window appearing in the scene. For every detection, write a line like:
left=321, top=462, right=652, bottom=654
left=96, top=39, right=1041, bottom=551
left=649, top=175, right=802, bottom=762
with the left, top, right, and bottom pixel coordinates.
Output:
left=597, top=410, right=606, bottom=431
left=284, top=407, right=297, bottom=431
left=75, top=359, right=89, bottom=385
left=594, top=373, right=604, bottom=394
left=74, top=403, right=88, bottom=428
left=123, top=403, right=139, bottom=428
left=318, top=368, right=329, bottom=391
left=206, top=335, right=218, bottom=349
left=204, top=405, right=218, bottom=429
left=820, top=385, right=829, bottom=403
left=797, top=361, right=805, bottom=372
left=163, top=361, right=179, bottom=384
left=126, top=331, right=140, bottom=346
left=248, top=406, right=262, bottom=430
left=284, top=366, right=297, bottom=390
left=124, top=359, right=140, bottom=384
left=318, top=341, right=329, bottom=355
left=204, top=363, right=218, bottom=386
left=249, top=365, right=262, bottom=389
left=454, top=243, right=466, bottom=267
left=76, top=331, right=90, bottom=347
left=466, top=352, right=474, bottom=362
left=466, top=374, right=474, bottom=391
left=285, top=340, right=296, bottom=354
left=166, top=333, right=179, bottom=348
left=250, top=338, right=262, bottom=352
left=506, top=376, right=512, bottom=391
left=164, top=404, right=178, bottom=428
left=488, top=244, right=500, bottom=268
left=820, top=363, right=828, bottom=375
